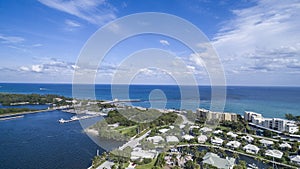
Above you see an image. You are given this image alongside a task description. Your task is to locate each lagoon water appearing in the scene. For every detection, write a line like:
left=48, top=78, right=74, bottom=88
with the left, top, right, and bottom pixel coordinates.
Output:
left=0, top=83, right=300, bottom=169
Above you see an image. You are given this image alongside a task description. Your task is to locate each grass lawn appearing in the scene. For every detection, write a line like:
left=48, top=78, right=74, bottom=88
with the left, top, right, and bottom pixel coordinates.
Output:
left=135, top=159, right=157, bottom=169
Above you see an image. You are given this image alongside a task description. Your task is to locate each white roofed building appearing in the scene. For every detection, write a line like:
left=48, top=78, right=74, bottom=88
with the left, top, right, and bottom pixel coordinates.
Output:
left=265, top=149, right=283, bottom=159
left=226, top=141, right=241, bottom=149
left=197, top=135, right=208, bottom=143
left=289, top=155, right=300, bottom=166
left=243, top=144, right=260, bottom=154
left=211, top=137, right=224, bottom=146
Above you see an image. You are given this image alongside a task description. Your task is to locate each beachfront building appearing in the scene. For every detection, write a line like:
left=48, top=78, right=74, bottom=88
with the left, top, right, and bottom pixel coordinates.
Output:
left=196, top=108, right=238, bottom=122
left=242, top=135, right=254, bottom=143
left=265, top=149, right=283, bottom=159
left=202, top=152, right=235, bottom=169
left=226, top=141, right=241, bottom=149
left=243, top=144, right=260, bottom=154
left=259, top=139, right=274, bottom=147
left=289, top=155, right=300, bottom=166
left=244, top=111, right=299, bottom=133
left=146, top=136, right=164, bottom=144
left=211, top=137, right=224, bottom=146
left=197, top=135, right=208, bottom=143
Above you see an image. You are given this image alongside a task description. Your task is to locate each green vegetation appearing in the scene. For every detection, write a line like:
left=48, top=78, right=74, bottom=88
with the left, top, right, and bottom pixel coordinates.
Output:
left=0, top=108, right=35, bottom=115
left=0, top=93, right=72, bottom=106
left=285, top=113, right=300, bottom=122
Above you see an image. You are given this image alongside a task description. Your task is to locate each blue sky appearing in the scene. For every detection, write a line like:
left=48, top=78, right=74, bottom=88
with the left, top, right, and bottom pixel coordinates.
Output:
left=0, top=0, right=299, bottom=86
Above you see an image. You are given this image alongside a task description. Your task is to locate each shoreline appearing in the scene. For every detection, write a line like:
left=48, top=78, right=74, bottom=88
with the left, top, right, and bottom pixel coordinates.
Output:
left=0, top=108, right=56, bottom=118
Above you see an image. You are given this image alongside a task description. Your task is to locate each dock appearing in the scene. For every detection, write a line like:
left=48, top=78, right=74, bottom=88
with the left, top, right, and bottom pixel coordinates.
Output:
left=58, top=114, right=105, bottom=123
left=0, top=115, right=24, bottom=121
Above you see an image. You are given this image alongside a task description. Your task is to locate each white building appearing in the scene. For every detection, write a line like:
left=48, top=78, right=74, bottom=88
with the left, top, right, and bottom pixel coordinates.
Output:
left=265, top=149, right=283, bottom=159
left=182, top=135, right=195, bottom=141
left=279, top=142, right=292, bottom=149
left=197, top=135, right=208, bottom=143
left=243, top=144, right=260, bottom=154
left=200, top=127, right=213, bottom=133
left=242, top=135, right=254, bottom=143
left=213, top=130, right=223, bottom=134
left=259, top=139, right=274, bottom=147
left=146, top=136, right=164, bottom=144
left=130, top=147, right=157, bottom=160
left=227, top=131, right=238, bottom=138
left=244, top=111, right=299, bottom=133
left=166, top=136, right=179, bottom=143
left=202, top=152, right=235, bottom=169
left=289, top=155, right=300, bottom=166
left=211, top=137, right=224, bottom=146
left=226, top=141, right=241, bottom=149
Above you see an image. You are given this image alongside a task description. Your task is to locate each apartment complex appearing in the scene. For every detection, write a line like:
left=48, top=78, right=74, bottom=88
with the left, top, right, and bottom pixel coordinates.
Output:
left=196, top=108, right=238, bottom=122
left=244, top=111, right=299, bottom=134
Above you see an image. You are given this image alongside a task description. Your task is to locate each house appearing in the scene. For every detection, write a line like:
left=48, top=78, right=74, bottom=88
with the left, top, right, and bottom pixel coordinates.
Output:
left=159, top=128, right=170, bottom=133
left=242, top=135, right=254, bottom=143
left=279, top=142, right=292, bottom=149
left=200, top=127, right=213, bottom=133
left=259, top=139, right=274, bottom=147
left=202, top=152, right=235, bottom=169
left=226, top=141, right=241, bottom=149
left=146, top=136, right=164, bottom=144
left=227, top=131, right=238, bottom=138
left=197, top=135, right=208, bottom=143
left=211, top=137, right=224, bottom=146
left=289, top=155, right=300, bottom=166
left=265, top=149, right=283, bottom=159
left=182, top=135, right=195, bottom=141
left=130, top=147, right=157, bottom=160
left=243, top=144, right=260, bottom=154
left=166, top=136, right=179, bottom=143
left=213, top=130, right=223, bottom=134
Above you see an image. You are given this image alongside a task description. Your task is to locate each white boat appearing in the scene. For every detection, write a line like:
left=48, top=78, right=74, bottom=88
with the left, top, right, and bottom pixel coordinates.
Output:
left=247, top=163, right=258, bottom=169
left=59, top=118, right=66, bottom=123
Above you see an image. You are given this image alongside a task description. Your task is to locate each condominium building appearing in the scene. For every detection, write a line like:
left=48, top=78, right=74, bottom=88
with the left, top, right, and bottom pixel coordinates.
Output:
left=196, top=108, right=238, bottom=122
left=244, top=111, right=299, bottom=134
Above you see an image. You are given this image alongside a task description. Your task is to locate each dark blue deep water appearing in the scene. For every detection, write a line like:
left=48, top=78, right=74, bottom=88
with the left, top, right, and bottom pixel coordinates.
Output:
left=0, top=83, right=300, bottom=169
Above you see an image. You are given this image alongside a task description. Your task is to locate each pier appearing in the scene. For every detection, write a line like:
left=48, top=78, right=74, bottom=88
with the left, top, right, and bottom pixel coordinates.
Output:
left=0, top=115, right=24, bottom=121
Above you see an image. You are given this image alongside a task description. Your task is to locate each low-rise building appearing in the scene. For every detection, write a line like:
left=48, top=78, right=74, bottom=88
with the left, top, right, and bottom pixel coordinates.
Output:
left=146, top=136, right=164, bottom=144
left=226, top=141, right=241, bottom=149
left=200, top=127, right=213, bottom=133
left=242, top=135, right=254, bottom=143
left=202, top=152, right=235, bottom=169
left=279, top=142, right=292, bottom=149
left=243, top=144, right=260, bottom=154
left=259, top=139, right=274, bottom=147
left=265, top=149, right=283, bottom=159
left=289, top=155, right=300, bottom=166
left=197, top=135, right=208, bottom=143
left=213, top=130, right=223, bottom=134
left=211, top=137, right=224, bottom=146
left=130, top=147, right=157, bottom=160
left=227, top=131, right=238, bottom=138
left=166, top=136, right=179, bottom=143
left=182, top=135, right=195, bottom=141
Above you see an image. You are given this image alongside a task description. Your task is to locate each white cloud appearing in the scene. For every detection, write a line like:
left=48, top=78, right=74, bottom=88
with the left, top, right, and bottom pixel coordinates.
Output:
left=159, top=40, right=170, bottom=46
left=65, top=19, right=81, bottom=27
left=32, top=65, right=44, bottom=73
left=19, top=66, right=30, bottom=71
left=38, top=0, right=117, bottom=25
left=213, top=0, right=300, bottom=74
left=0, top=34, right=25, bottom=44
left=32, top=43, right=43, bottom=47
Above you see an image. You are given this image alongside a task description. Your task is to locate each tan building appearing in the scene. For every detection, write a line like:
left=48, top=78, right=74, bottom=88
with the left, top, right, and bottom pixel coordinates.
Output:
left=196, top=108, right=238, bottom=122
